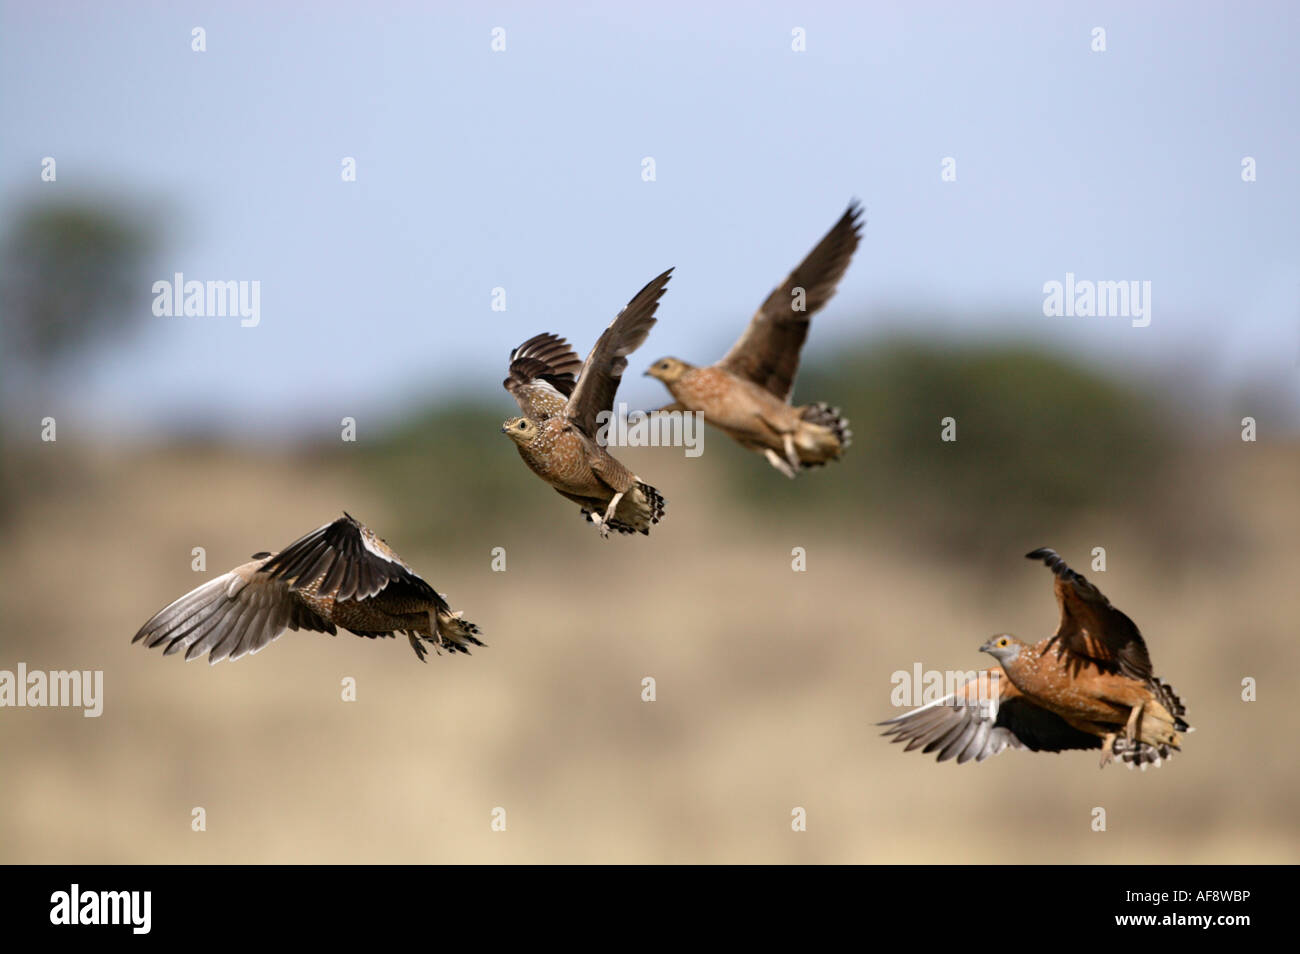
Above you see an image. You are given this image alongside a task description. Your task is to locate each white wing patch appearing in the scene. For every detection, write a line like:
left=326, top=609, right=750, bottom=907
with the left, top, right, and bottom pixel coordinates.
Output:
left=359, top=526, right=411, bottom=570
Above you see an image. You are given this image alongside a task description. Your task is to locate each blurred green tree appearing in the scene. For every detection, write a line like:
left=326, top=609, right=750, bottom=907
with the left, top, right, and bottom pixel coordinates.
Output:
left=0, top=197, right=157, bottom=522
left=736, top=338, right=1185, bottom=557
left=1, top=199, right=155, bottom=373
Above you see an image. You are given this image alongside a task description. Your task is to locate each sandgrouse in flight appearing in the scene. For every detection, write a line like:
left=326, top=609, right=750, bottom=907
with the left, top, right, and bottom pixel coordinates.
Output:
left=501, top=269, right=672, bottom=537
left=132, top=513, right=483, bottom=663
left=879, top=548, right=1189, bottom=768
left=645, top=201, right=862, bottom=477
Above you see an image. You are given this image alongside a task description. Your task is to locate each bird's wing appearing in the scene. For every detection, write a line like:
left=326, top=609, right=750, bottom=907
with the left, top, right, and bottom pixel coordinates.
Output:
left=564, top=268, right=673, bottom=436
left=879, top=667, right=1101, bottom=762
left=586, top=441, right=636, bottom=494
left=503, top=332, right=583, bottom=418
left=132, top=557, right=335, bottom=665
left=1026, top=548, right=1153, bottom=680
left=716, top=201, right=863, bottom=401
left=259, top=513, right=441, bottom=604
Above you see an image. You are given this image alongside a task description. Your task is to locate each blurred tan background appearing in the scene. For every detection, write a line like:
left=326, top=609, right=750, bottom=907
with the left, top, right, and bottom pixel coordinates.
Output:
left=2, top=343, right=1297, bottom=863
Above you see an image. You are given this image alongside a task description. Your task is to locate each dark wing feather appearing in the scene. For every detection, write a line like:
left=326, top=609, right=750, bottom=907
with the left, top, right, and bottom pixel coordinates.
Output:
left=260, top=514, right=439, bottom=604
left=564, top=268, right=673, bottom=435
left=504, top=333, right=583, bottom=419
left=996, top=697, right=1102, bottom=753
left=1026, top=548, right=1153, bottom=680
left=879, top=667, right=1100, bottom=763
left=717, top=200, right=863, bottom=401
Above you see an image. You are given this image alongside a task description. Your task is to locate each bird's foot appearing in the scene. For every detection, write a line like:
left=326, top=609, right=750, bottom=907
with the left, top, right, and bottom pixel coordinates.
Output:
left=764, top=449, right=797, bottom=479
left=598, top=492, right=624, bottom=538
left=1099, top=733, right=1117, bottom=768
left=782, top=434, right=801, bottom=472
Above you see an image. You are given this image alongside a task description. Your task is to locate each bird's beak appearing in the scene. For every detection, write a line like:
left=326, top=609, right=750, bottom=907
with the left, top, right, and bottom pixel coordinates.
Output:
left=500, top=426, right=508, bottom=434
left=642, top=369, right=652, bottom=377
left=978, top=639, right=995, bottom=655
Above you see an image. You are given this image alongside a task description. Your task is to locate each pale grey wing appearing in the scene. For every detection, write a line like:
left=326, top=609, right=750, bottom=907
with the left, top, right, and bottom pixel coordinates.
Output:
left=717, top=201, right=863, bottom=401
left=879, top=688, right=1021, bottom=764
left=131, top=560, right=335, bottom=665
left=565, top=268, right=673, bottom=436
left=879, top=670, right=1102, bottom=763
left=259, top=513, right=440, bottom=605
left=503, top=332, right=582, bottom=418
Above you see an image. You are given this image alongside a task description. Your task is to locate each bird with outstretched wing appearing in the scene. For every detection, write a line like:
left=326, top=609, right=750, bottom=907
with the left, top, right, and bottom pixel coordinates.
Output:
left=502, top=269, right=672, bottom=537
left=881, top=548, right=1188, bottom=768
left=133, top=513, right=482, bottom=663
left=645, top=201, right=862, bottom=477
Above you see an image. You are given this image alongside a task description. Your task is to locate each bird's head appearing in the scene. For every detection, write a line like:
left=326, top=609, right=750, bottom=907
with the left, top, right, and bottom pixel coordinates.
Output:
left=644, top=357, right=690, bottom=384
left=501, top=416, right=539, bottom=444
left=979, top=634, right=1026, bottom=664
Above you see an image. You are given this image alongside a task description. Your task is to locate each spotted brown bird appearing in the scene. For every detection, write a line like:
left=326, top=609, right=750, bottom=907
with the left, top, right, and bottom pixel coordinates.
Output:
left=879, top=548, right=1189, bottom=768
left=644, top=201, right=862, bottom=477
left=132, top=513, right=483, bottom=664
left=502, top=269, right=672, bottom=537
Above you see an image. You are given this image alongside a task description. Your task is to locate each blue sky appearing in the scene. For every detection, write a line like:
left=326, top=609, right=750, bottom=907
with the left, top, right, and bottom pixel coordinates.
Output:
left=2, top=1, right=1297, bottom=436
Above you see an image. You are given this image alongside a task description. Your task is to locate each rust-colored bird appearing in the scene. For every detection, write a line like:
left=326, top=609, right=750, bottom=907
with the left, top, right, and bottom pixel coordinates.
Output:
left=132, top=513, right=483, bottom=664
left=879, top=548, right=1189, bottom=768
left=502, top=269, right=672, bottom=537
left=645, top=201, right=862, bottom=477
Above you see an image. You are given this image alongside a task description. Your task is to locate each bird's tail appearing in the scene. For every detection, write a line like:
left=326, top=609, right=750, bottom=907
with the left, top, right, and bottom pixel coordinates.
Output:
left=794, top=402, right=851, bottom=467
left=591, top=480, right=666, bottom=535
left=1153, top=677, right=1190, bottom=732
left=1115, top=679, right=1190, bottom=768
left=635, top=481, right=666, bottom=529
left=434, top=608, right=485, bottom=655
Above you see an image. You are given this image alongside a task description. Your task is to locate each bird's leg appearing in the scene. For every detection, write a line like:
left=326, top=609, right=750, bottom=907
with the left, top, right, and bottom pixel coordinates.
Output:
left=598, top=491, right=625, bottom=539
left=1099, top=732, right=1117, bottom=768
left=584, top=508, right=609, bottom=538
left=1125, top=702, right=1145, bottom=745
left=764, top=449, right=797, bottom=479
left=782, top=433, right=800, bottom=472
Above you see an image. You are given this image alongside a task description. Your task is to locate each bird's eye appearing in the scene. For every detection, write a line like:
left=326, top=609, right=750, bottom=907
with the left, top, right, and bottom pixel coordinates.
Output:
left=518, top=421, right=526, bottom=429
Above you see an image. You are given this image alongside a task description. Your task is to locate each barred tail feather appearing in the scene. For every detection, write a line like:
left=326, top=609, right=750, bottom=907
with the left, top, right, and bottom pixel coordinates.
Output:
left=636, top=481, right=666, bottom=528
left=795, top=402, right=851, bottom=468
left=1115, top=680, right=1189, bottom=769
left=1153, top=677, right=1190, bottom=732
left=580, top=481, right=666, bottom=535
left=436, top=610, right=484, bottom=654
left=579, top=509, right=637, bottom=535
